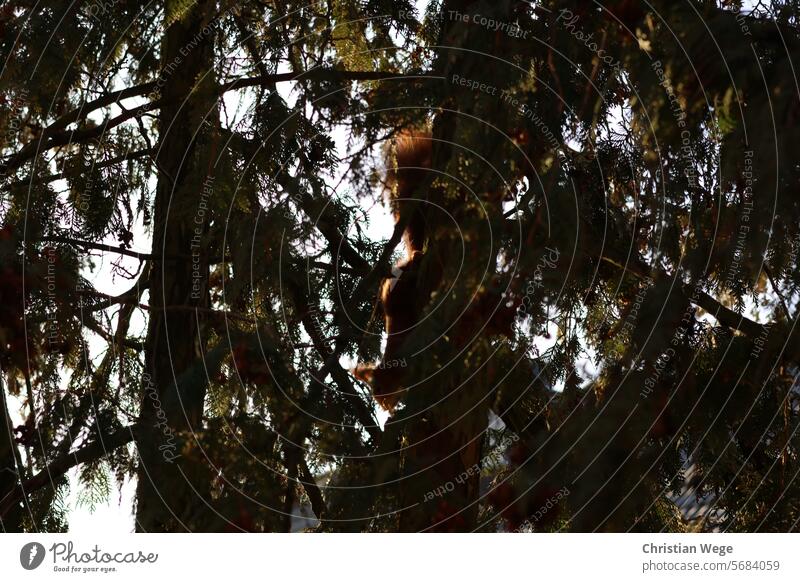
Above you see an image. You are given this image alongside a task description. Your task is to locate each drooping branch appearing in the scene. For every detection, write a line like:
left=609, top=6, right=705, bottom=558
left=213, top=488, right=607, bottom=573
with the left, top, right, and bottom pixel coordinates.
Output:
left=222, top=127, right=375, bottom=276
left=0, top=424, right=139, bottom=519
left=286, top=279, right=381, bottom=441
left=231, top=13, right=273, bottom=82
left=0, top=101, right=162, bottom=176
left=1, top=148, right=154, bottom=193
left=82, top=315, right=144, bottom=351
left=296, top=190, right=374, bottom=276
left=316, top=204, right=411, bottom=382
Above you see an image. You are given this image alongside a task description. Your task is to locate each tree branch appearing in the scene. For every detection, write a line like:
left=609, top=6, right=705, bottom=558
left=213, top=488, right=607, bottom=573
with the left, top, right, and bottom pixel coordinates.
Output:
left=37, top=236, right=156, bottom=261
left=82, top=314, right=144, bottom=351
left=298, top=457, right=327, bottom=522
left=1, top=148, right=153, bottom=193
left=0, top=424, right=138, bottom=519
left=220, top=69, right=428, bottom=93
left=691, top=288, right=766, bottom=338
left=0, top=101, right=161, bottom=176
left=1, top=69, right=432, bottom=179
left=44, top=84, right=158, bottom=135
left=287, top=280, right=381, bottom=441
left=78, top=263, right=150, bottom=313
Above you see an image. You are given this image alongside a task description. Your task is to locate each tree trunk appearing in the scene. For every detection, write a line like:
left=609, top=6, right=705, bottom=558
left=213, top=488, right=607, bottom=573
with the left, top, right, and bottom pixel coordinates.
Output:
left=396, top=0, right=497, bottom=532
left=135, top=0, right=218, bottom=532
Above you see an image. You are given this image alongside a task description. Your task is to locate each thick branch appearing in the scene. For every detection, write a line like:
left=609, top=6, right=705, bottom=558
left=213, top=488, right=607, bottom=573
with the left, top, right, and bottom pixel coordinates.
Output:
left=692, top=288, right=766, bottom=338
left=575, top=228, right=768, bottom=340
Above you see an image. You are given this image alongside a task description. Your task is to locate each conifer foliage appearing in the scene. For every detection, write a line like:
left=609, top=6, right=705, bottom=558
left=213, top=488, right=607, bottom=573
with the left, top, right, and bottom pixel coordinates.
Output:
left=1, top=0, right=800, bottom=531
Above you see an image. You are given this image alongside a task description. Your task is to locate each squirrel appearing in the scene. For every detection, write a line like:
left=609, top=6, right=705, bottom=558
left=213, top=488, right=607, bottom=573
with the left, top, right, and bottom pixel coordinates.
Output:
left=353, top=131, right=434, bottom=410
left=353, top=130, right=519, bottom=410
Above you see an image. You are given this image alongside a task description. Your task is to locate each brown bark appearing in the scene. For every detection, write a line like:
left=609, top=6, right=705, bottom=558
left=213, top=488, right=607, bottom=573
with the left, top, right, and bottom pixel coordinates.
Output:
left=395, top=0, right=493, bottom=532
left=134, top=0, right=218, bottom=532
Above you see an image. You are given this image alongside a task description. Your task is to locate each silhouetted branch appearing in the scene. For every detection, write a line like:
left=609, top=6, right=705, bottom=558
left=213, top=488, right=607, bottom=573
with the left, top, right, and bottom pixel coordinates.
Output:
left=0, top=425, right=139, bottom=519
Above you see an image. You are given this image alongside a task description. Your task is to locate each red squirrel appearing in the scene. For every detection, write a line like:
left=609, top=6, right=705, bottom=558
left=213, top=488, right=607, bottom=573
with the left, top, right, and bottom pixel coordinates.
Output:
left=353, top=131, right=518, bottom=410
left=353, top=131, right=433, bottom=410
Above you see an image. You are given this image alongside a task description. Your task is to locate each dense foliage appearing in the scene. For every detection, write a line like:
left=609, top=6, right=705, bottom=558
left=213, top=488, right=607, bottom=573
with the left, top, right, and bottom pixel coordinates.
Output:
left=1, top=0, right=800, bottom=532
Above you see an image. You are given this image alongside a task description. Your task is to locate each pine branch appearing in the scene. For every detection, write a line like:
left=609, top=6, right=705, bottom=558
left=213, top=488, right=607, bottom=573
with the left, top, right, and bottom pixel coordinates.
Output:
left=297, top=189, right=374, bottom=276
left=0, top=425, right=138, bottom=519
left=220, top=69, right=429, bottom=93
left=222, top=127, right=375, bottom=276
left=44, top=83, right=159, bottom=135
left=287, top=280, right=381, bottom=441
left=1, top=148, right=153, bottom=192
left=315, top=209, right=409, bottom=383
left=78, top=264, right=150, bottom=313
left=0, top=101, right=161, bottom=176
left=0, top=69, right=429, bottom=178
left=37, top=236, right=156, bottom=261
left=691, top=288, right=767, bottom=339
left=82, top=315, right=144, bottom=351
